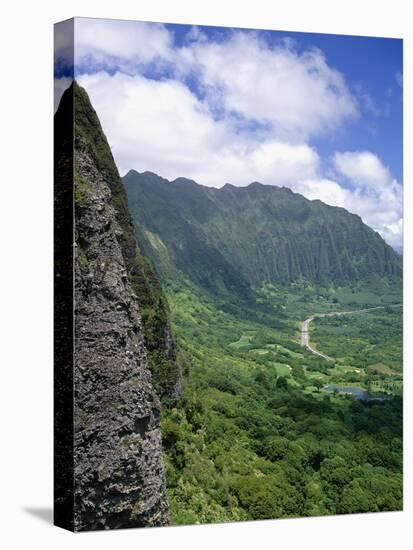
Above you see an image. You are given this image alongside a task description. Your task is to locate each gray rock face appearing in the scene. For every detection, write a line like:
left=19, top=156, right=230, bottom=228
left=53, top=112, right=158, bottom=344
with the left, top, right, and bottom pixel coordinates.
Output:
left=73, top=138, right=169, bottom=530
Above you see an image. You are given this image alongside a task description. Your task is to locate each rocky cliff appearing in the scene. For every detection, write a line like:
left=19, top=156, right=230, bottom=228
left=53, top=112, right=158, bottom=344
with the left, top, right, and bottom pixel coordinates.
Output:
left=75, top=86, right=180, bottom=401
left=71, top=82, right=170, bottom=530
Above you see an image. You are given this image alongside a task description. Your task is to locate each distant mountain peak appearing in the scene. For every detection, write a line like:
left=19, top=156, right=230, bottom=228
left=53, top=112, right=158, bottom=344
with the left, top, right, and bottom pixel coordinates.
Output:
left=171, top=176, right=199, bottom=186
left=123, top=168, right=141, bottom=177
left=123, top=170, right=402, bottom=298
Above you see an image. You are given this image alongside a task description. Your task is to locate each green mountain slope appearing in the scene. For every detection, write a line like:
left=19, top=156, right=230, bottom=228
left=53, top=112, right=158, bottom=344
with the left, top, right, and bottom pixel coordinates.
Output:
left=74, top=84, right=180, bottom=399
left=123, top=170, right=402, bottom=299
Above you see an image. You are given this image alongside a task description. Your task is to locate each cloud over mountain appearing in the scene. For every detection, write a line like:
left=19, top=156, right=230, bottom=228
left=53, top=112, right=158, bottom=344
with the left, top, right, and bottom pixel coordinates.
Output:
left=55, top=19, right=403, bottom=249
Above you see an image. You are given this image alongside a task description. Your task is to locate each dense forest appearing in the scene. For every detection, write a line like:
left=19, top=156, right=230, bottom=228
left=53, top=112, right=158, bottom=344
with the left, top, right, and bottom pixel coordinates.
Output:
left=71, top=85, right=403, bottom=526
left=123, top=169, right=403, bottom=524
left=161, top=279, right=402, bottom=523
left=53, top=75, right=403, bottom=533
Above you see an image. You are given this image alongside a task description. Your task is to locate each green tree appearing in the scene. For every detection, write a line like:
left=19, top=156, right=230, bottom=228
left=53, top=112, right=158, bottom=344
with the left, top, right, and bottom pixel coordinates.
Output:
left=314, top=379, right=324, bottom=392
left=276, top=376, right=289, bottom=389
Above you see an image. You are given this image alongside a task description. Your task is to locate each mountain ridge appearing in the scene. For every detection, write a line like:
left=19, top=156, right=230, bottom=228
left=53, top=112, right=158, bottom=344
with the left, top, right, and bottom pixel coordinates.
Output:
left=124, top=168, right=399, bottom=248
left=123, top=169, right=402, bottom=300
left=123, top=168, right=388, bottom=230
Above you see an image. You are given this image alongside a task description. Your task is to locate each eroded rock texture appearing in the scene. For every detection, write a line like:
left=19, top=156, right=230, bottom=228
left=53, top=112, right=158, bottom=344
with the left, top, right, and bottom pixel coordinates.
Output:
left=73, top=83, right=169, bottom=531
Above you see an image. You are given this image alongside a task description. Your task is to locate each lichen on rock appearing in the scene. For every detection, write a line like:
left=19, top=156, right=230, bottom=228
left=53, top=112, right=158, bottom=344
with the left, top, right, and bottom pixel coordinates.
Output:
left=72, top=82, right=170, bottom=530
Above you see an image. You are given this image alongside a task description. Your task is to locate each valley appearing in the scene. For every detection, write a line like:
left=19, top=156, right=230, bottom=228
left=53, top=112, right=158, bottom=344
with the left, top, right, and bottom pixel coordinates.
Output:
left=59, top=81, right=403, bottom=529
left=123, top=169, right=403, bottom=524
left=300, top=304, right=402, bottom=362
left=54, top=17, right=404, bottom=532
left=160, top=277, right=402, bottom=523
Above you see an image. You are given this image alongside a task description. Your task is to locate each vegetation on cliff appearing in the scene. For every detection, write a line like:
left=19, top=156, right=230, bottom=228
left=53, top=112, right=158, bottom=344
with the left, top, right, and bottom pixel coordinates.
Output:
left=74, top=83, right=180, bottom=399
left=57, top=81, right=171, bottom=529
left=67, top=82, right=402, bottom=526
left=124, top=170, right=401, bottom=303
left=124, top=170, right=402, bottom=524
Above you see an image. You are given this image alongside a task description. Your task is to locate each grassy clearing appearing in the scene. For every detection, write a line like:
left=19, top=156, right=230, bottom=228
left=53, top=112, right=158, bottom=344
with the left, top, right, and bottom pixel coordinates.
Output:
left=276, top=344, right=304, bottom=359
left=269, top=362, right=292, bottom=376
left=367, top=363, right=398, bottom=376
left=229, top=333, right=255, bottom=350
left=161, top=278, right=403, bottom=525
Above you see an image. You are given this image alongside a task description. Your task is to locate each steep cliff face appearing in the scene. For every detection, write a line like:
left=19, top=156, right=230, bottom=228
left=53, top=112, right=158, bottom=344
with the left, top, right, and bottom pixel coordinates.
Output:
left=75, top=85, right=180, bottom=401
left=72, top=83, right=170, bottom=530
left=123, top=170, right=402, bottom=300
left=128, top=253, right=181, bottom=400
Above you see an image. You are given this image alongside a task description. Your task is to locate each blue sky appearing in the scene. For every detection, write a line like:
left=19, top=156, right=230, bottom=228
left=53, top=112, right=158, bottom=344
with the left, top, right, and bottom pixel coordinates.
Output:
left=170, top=24, right=403, bottom=181
left=55, top=18, right=403, bottom=249
left=286, top=31, right=403, bottom=182
left=170, top=24, right=403, bottom=185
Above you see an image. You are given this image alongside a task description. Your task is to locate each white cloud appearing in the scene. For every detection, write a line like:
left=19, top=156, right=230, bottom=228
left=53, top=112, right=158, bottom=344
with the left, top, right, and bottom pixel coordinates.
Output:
left=54, top=77, right=72, bottom=113
left=74, top=18, right=173, bottom=67
left=294, top=178, right=348, bottom=207
left=74, top=70, right=402, bottom=248
left=64, top=20, right=402, bottom=249
left=333, top=151, right=392, bottom=191
left=71, top=21, right=358, bottom=142
left=77, top=72, right=320, bottom=188
left=299, top=178, right=402, bottom=248
left=298, top=151, right=403, bottom=248
left=176, top=32, right=358, bottom=141
left=54, top=18, right=73, bottom=71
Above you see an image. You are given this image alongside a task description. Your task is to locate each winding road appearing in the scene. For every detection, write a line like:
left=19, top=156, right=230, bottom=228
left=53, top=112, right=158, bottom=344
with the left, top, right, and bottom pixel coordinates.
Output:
left=300, top=304, right=402, bottom=361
